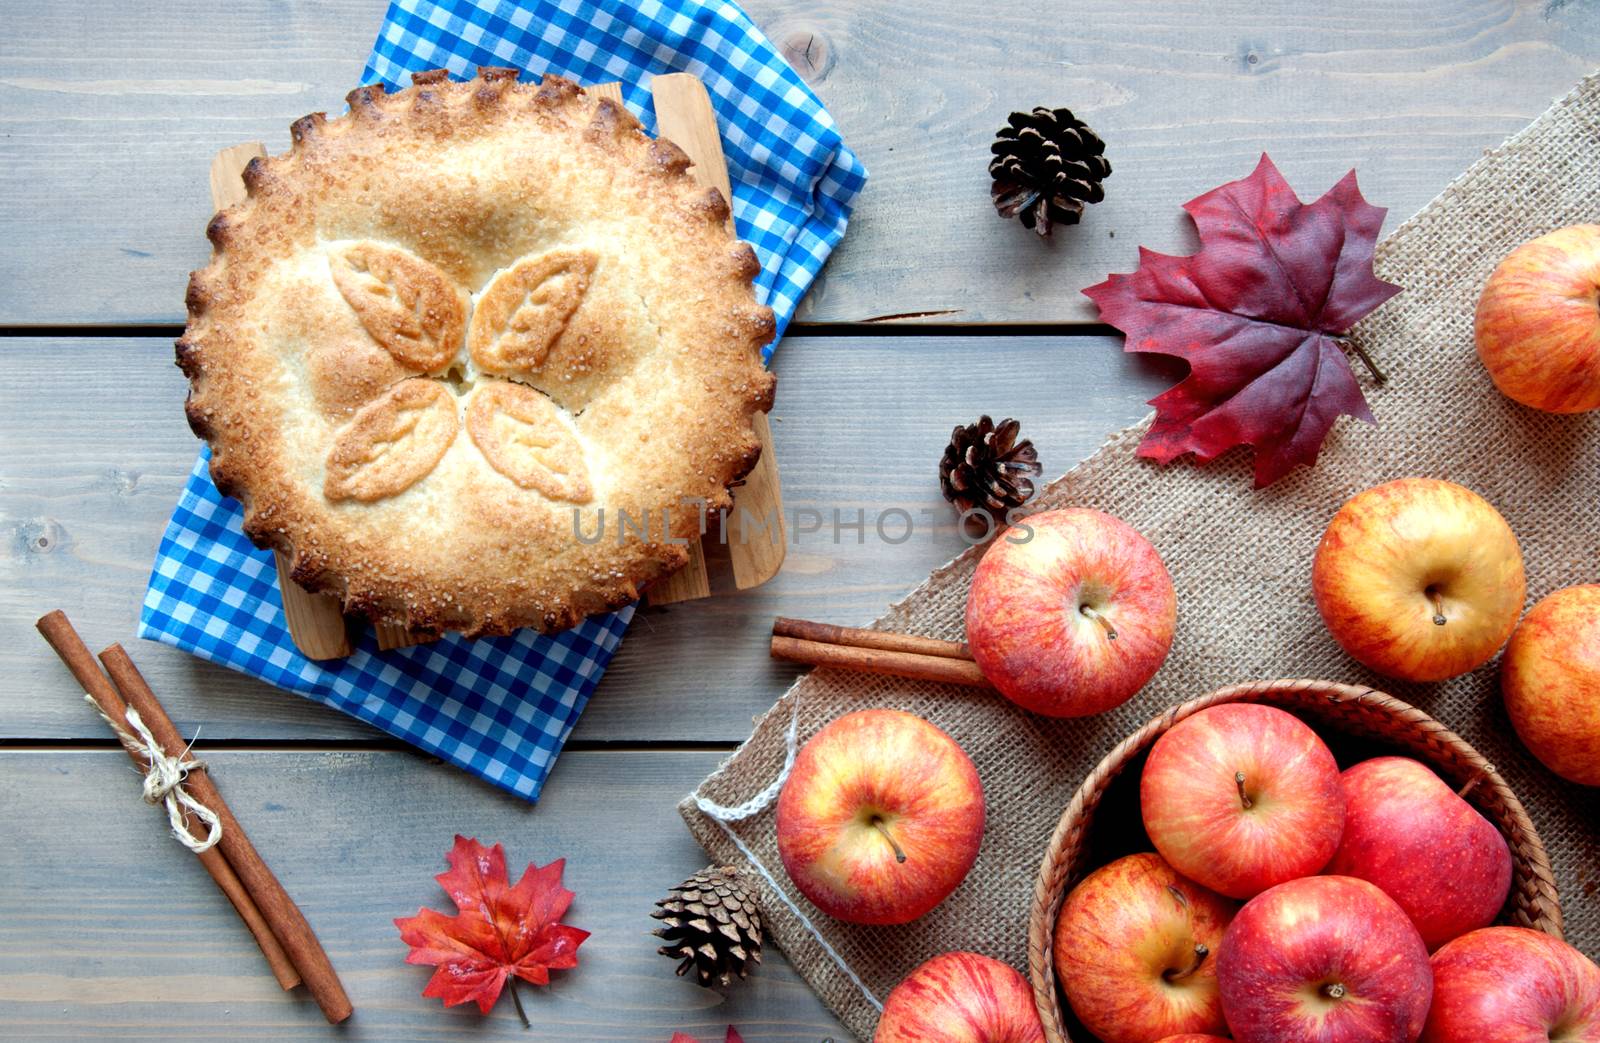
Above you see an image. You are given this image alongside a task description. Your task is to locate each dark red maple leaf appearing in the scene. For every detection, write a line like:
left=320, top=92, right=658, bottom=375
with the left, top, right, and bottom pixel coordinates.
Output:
left=395, top=835, right=589, bottom=1024
left=1084, top=153, right=1401, bottom=487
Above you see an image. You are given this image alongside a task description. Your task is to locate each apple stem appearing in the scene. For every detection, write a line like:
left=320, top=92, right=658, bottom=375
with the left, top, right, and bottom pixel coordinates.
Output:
left=1079, top=604, right=1117, bottom=641
left=1234, top=771, right=1254, bottom=810
left=1163, top=944, right=1209, bottom=983
left=1457, top=772, right=1485, bottom=800
left=1321, top=982, right=1347, bottom=1001
left=1339, top=337, right=1386, bottom=385
left=872, top=818, right=907, bottom=863
left=1429, top=587, right=1447, bottom=626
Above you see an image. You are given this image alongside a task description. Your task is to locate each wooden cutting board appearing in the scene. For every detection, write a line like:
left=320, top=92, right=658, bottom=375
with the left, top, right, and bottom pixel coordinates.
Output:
left=204, top=72, right=785, bottom=660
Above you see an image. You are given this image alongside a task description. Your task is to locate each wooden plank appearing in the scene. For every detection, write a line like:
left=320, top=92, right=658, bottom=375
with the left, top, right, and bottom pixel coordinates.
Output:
left=0, top=334, right=1168, bottom=742
left=774, top=0, right=1600, bottom=324
left=207, top=141, right=266, bottom=207
left=652, top=72, right=790, bottom=592
left=595, top=77, right=716, bottom=607
left=3, top=1, right=1598, bottom=325
left=0, top=0, right=374, bottom=326
left=0, top=748, right=848, bottom=1039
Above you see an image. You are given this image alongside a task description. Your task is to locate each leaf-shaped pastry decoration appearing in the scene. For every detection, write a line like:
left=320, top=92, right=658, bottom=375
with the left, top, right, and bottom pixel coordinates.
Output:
left=329, top=241, right=467, bottom=372
left=466, top=380, right=592, bottom=503
left=467, top=250, right=598, bottom=374
left=325, top=378, right=459, bottom=502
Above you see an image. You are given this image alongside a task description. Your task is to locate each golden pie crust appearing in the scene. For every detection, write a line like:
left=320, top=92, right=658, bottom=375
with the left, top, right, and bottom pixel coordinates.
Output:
left=179, top=68, right=776, bottom=637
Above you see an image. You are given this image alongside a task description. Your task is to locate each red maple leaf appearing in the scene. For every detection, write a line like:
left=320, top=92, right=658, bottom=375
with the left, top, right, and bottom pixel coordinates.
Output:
left=1084, top=154, right=1401, bottom=487
left=395, top=835, right=589, bottom=1024
left=669, top=1030, right=744, bottom=1043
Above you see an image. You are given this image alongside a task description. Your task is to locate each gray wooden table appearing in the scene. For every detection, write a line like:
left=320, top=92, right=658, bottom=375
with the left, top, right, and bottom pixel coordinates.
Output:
left=2, top=2, right=1596, bottom=1038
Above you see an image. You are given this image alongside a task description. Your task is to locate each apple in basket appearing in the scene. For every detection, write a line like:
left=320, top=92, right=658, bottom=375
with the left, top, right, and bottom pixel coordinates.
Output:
left=874, top=951, right=1045, bottom=1043
left=1475, top=225, right=1600, bottom=413
left=1141, top=703, right=1344, bottom=899
left=1325, top=756, right=1511, bottom=950
left=1053, top=852, right=1236, bottom=1043
left=1218, top=875, right=1433, bottom=1043
left=1312, top=478, right=1526, bottom=682
left=1502, top=583, right=1600, bottom=786
left=776, top=709, right=984, bottom=925
left=965, top=507, right=1177, bottom=717
left=1421, top=926, right=1600, bottom=1042
left=1152, top=1036, right=1232, bottom=1043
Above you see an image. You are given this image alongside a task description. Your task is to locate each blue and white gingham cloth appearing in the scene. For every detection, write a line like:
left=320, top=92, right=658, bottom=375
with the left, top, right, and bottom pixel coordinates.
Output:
left=138, top=0, right=865, bottom=801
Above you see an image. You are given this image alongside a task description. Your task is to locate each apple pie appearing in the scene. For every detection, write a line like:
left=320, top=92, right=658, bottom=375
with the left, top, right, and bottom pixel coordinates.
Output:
left=179, top=68, right=775, bottom=636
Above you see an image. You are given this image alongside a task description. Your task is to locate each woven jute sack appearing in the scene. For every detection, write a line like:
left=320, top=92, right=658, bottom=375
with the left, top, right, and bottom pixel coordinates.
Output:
left=682, top=73, right=1600, bottom=1040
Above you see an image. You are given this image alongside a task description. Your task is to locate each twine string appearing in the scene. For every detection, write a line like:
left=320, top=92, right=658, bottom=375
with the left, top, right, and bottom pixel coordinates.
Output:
left=690, top=698, right=885, bottom=1013
left=84, top=693, right=222, bottom=854
left=693, top=699, right=801, bottom=822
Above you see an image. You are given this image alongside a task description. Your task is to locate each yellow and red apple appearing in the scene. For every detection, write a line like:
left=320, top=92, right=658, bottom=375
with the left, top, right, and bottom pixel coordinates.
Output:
left=966, top=508, right=1176, bottom=718
left=1475, top=225, right=1600, bottom=413
left=1218, top=875, right=1433, bottom=1043
left=1422, top=926, right=1600, bottom=1042
left=1502, top=584, right=1600, bottom=786
left=1325, top=757, right=1511, bottom=950
left=1313, top=478, right=1525, bottom=682
left=1141, top=703, right=1344, bottom=899
left=776, top=709, right=984, bottom=925
left=874, top=951, right=1045, bottom=1043
left=1053, top=852, right=1236, bottom=1043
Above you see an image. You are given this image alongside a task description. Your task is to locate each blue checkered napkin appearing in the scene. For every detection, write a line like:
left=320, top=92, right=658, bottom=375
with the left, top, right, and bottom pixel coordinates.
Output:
left=138, top=0, right=865, bottom=801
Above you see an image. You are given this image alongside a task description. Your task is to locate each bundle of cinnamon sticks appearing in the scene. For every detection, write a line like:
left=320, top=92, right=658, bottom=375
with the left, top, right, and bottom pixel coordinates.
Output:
left=36, top=611, right=352, bottom=1024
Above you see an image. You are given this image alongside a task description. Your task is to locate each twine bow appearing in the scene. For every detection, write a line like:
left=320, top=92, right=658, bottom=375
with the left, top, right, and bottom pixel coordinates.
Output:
left=85, top=693, right=222, bottom=853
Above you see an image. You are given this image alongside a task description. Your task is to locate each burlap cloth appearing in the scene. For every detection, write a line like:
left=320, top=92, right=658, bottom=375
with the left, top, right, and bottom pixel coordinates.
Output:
left=682, top=74, right=1600, bottom=1040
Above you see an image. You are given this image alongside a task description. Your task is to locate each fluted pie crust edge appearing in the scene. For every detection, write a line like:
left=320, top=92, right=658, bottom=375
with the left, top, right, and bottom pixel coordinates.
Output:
left=179, top=68, right=776, bottom=637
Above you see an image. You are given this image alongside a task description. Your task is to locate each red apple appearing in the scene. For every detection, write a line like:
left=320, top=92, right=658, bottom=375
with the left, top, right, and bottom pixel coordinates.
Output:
left=1422, top=926, right=1600, bottom=1042
left=1502, top=584, right=1600, bottom=786
left=776, top=709, right=984, bottom=925
left=875, top=951, right=1045, bottom=1043
left=1313, top=478, right=1526, bottom=682
left=1326, top=756, right=1511, bottom=950
left=965, top=508, right=1176, bottom=718
left=1141, top=703, right=1344, bottom=899
left=1154, top=1037, right=1233, bottom=1043
left=1053, top=852, right=1236, bottom=1043
left=1475, top=225, right=1600, bottom=413
left=1218, top=875, right=1433, bottom=1043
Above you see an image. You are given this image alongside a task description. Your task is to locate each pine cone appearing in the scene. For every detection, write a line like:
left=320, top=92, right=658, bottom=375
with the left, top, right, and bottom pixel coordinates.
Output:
left=989, top=106, right=1111, bottom=236
left=939, top=415, right=1042, bottom=523
left=652, top=866, right=763, bottom=989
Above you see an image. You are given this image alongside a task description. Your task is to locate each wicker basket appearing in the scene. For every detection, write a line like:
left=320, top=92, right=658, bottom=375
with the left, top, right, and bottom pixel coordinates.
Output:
left=1026, top=678, right=1563, bottom=1043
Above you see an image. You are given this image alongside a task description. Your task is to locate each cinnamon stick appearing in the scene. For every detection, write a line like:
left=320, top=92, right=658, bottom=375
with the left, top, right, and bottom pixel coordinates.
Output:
left=771, top=634, right=993, bottom=689
left=772, top=617, right=973, bottom=660
left=34, top=611, right=299, bottom=991
left=97, top=643, right=353, bottom=1024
